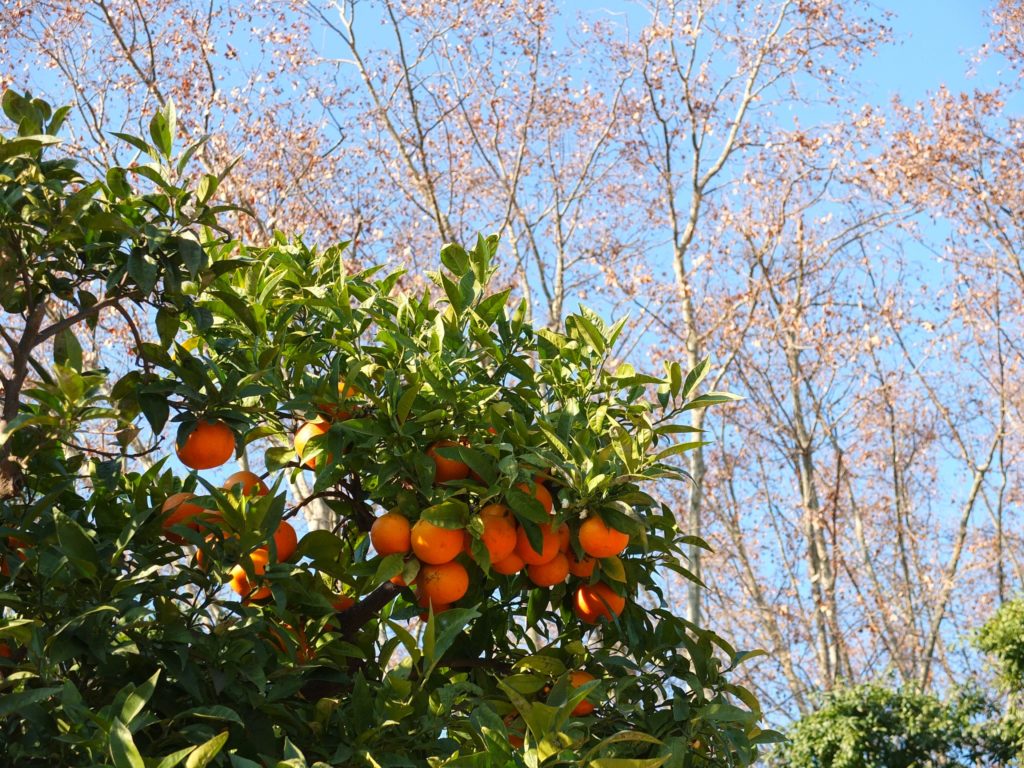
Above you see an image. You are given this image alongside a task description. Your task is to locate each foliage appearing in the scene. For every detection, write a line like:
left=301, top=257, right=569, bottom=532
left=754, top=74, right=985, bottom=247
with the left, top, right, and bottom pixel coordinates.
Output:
left=976, top=599, right=1024, bottom=691
left=0, top=94, right=776, bottom=766
left=767, top=683, right=1010, bottom=768
left=974, top=599, right=1024, bottom=760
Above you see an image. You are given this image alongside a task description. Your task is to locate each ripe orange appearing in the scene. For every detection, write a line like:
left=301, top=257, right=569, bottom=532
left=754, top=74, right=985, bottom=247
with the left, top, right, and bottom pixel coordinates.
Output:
left=272, top=520, right=298, bottom=561
left=0, top=642, right=12, bottom=659
left=370, top=512, right=412, bottom=556
left=492, top=551, right=525, bottom=575
left=578, top=516, right=630, bottom=559
left=527, top=552, right=569, bottom=587
left=1, top=537, right=28, bottom=576
left=410, top=519, right=464, bottom=564
left=557, top=523, right=570, bottom=552
left=332, top=595, right=356, bottom=612
left=294, top=418, right=331, bottom=469
left=324, top=595, right=358, bottom=633
left=568, top=670, right=597, bottom=715
left=514, top=480, right=553, bottom=514
left=505, top=713, right=525, bottom=749
left=428, top=440, right=470, bottom=484
left=515, top=522, right=561, bottom=565
left=161, top=492, right=210, bottom=544
left=230, top=548, right=272, bottom=601
left=573, top=581, right=625, bottom=624
left=194, top=532, right=227, bottom=571
left=269, top=622, right=316, bottom=663
left=319, top=379, right=360, bottom=419
left=223, top=470, right=268, bottom=496
left=475, top=504, right=518, bottom=562
left=567, top=551, right=596, bottom=578
left=417, top=560, right=469, bottom=605
left=176, top=419, right=235, bottom=470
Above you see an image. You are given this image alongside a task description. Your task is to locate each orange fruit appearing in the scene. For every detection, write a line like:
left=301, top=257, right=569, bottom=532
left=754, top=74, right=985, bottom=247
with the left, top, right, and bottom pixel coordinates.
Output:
left=1, top=537, right=28, bottom=576
left=428, top=440, right=470, bottom=484
left=324, top=595, right=357, bottom=632
left=573, top=581, right=625, bottom=624
left=504, top=713, right=525, bottom=748
left=475, top=504, right=518, bottom=563
left=557, top=523, right=570, bottom=552
left=567, top=670, right=597, bottom=715
left=578, top=516, right=630, bottom=559
left=7, top=536, right=28, bottom=555
left=230, top=569, right=271, bottom=602
left=161, top=492, right=211, bottom=544
left=176, top=419, right=235, bottom=470
left=272, top=520, right=298, bottom=561
left=390, top=572, right=408, bottom=587
left=410, top=519, right=464, bottom=564
left=515, top=523, right=560, bottom=565
left=514, top=480, right=553, bottom=514
left=332, top=595, right=356, bottom=612
left=223, top=470, right=268, bottom=496
left=230, top=548, right=272, bottom=601
left=319, top=379, right=360, bottom=419
left=0, top=640, right=12, bottom=676
left=527, top=552, right=569, bottom=587
left=567, top=551, right=596, bottom=578
left=370, top=512, right=412, bottom=556
left=269, top=622, right=315, bottom=663
left=294, top=418, right=332, bottom=469
left=194, top=532, right=228, bottom=571
left=491, top=552, right=525, bottom=575
left=417, top=560, right=469, bottom=605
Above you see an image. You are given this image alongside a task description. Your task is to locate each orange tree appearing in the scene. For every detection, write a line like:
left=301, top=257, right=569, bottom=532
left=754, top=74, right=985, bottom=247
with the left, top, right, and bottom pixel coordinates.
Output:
left=0, top=93, right=779, bottom=766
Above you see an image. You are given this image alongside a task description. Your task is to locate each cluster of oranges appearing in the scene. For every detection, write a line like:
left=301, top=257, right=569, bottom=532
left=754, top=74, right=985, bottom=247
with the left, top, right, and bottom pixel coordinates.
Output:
left=370, top=446, right=631, bottom=623
left=160, top=381, right=634, bottom=631
left=163, top=419, right=297, bottom=601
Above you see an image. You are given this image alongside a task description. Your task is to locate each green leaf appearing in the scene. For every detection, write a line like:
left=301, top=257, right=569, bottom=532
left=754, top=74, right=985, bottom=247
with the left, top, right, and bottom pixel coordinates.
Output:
left=54, top=510, right=99, bottom=578
left=423, top=607, right=480, bottom=679
left=0, top=134, right=61, bottom=161
left=155, top=307, right=179, bottom=349
left=112, top=131, right=153, bottom=156
left=440, top=242, right=470, bottom=275
left=53, top=327, right=83, bottom=370
left=589, top=758, right=669, bottom=768
left=655, top=441, right=710, bottom=461
left=127, top=252, right=159, bottom=294
left=139, top=392, right=169, bottom=435
left=682, top=357, right=710, bottom=398
left=121, top=670, right=161, bottom=725
left=109, top=718, right=145, bottom=768
left=296, top=530, right=347, bottom=563
left=582, top=732, right=666, bottom=763
left=184, top=731, right=229, bottom=768
left=150, top=100, right=176, bottom=157
left=155, top=746, right=199, bottom=768
left=682, top=391, right=741, bottom=412
left=421, top=499, right=469, bottom=529
left=396, top=382, right=423, bottom=425
left=178, top=237, right=206, bottom=277
left=0, top=687, right=62, bottom=717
